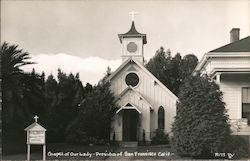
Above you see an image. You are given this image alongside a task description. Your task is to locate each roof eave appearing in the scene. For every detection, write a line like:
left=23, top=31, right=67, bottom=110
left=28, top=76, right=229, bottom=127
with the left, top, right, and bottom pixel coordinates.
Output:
left=118, top=34, right=147, bottom=44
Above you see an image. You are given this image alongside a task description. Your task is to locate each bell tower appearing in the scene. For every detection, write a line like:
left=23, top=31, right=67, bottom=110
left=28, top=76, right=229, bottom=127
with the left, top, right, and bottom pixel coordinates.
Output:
left=118, top=12, right=147, bottom=64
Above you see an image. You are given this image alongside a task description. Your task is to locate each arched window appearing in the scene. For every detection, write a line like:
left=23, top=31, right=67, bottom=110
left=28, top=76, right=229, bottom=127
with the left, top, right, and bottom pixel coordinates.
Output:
left=158, top=106, right=165, bottom=129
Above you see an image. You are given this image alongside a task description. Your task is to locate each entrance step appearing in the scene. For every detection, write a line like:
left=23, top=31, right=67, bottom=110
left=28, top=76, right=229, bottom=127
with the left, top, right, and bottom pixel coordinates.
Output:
left=120, top=141, right=138, bottom=147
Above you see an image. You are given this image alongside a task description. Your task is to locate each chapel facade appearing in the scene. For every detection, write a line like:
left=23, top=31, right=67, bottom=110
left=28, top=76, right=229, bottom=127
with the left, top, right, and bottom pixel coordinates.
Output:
left=107, top=21, right=177, bottom=145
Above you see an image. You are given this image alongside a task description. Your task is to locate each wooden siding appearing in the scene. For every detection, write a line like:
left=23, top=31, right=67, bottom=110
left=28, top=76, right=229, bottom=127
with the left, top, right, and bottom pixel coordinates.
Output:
left=220, top=76, right=250, bottom=120
left=110, top=61, right=177, bottom=140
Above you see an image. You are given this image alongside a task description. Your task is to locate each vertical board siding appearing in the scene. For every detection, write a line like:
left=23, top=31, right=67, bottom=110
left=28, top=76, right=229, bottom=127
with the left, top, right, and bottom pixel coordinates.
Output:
left=110, top=62, right=177, bottom=139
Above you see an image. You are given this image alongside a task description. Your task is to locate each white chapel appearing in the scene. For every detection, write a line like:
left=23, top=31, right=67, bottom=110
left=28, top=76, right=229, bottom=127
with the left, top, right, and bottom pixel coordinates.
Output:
left=107, top=19, right=178, bottom=144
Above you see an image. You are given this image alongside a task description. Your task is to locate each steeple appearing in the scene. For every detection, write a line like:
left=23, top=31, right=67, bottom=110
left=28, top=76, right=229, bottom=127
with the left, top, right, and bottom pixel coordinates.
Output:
left=118, top=21, right=147, bottom=44
left=118, top=13, right=147, bottom=64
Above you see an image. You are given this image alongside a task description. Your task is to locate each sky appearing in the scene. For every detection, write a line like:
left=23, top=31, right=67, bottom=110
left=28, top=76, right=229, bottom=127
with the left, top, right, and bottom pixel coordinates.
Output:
left=1, top=0, right=249, bottom=85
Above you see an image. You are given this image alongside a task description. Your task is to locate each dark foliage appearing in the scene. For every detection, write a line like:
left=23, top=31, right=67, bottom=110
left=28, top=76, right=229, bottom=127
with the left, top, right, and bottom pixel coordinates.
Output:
left=1, top=42, right=46, bottom=154
left=145, top=47, right=198, bottom=95
left=151, top=128, right=169, bottom=145
left=65, top=81, right=117, bottom=145
left=44, top=70, right=84, bottom=142
left=224, top=135, right=249, bottom=159
left=2, top=42, right=117, bottom=151
left=171, top=75, right=231, bottom=157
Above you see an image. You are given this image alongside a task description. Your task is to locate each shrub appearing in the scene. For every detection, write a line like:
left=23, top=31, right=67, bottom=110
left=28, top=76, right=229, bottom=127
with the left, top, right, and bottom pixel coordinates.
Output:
left=66, top=129, right=108, bottom=145
left=172, top=75, right=230, bottom=157
left=224, top=135, right=249, bottom=159
left=65, top=128, right=87, bottom=144
left=151, top=128, right=169, bottom=145
left=65, top=82, right=117, bottom=144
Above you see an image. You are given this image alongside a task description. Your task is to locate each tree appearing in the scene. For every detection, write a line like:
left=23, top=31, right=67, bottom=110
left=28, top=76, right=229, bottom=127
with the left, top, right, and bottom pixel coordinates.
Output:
left=171, top=53, right=182, bottom=94
left=1, top=42, right=46, bottom=127
left=171, top=75, right=231, bottom=157
left=146, top=47, right=198, bottom=96
left=179, top=54, right=198, bottom=82
left=1, top=42, right=34, bottom=124
left=44, top=69, right=84, bottom=142
left=20, top=70, right=47, bottom=123
left=65, top=75, right=117, bottom=144
left=146, top=47, right=173, bottom=92
left=80, top=82, right=116, bottom=140
left=1, top=42, right=47, bottom=154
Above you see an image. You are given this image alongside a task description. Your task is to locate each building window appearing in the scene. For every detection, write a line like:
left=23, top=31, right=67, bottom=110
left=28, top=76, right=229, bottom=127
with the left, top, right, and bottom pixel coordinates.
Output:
left=158, top=106, right=165, bottom=129
left=125, top=72, right=139, bottom=87
left=127, top=42, right=138, bottom=53
left=242, top=87, right=250, bottom=125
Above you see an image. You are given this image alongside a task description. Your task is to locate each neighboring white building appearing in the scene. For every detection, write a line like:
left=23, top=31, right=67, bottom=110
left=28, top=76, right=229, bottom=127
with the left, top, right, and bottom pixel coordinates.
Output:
left=194, top=28, right=250, bottom=135
left=108, top=21, right=177, bottom=144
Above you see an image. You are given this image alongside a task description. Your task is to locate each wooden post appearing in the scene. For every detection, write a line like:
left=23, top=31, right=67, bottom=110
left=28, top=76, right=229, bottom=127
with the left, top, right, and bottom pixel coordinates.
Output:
left=27, top=144, right=30, bottom=161
left=43, top=144, right=46, bottom=161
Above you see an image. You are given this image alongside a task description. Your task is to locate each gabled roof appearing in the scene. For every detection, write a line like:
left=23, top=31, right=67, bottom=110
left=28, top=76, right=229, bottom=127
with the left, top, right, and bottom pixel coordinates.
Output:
left=24, top=122, right=46, bottom=131
left=118, top=21, right=147, bottom=44
left=114, top=85, right=154, bottom=110
left=210, top=36, right=250, bottom=52
left=116, top=101, right=142, bottom=114
left=193, top=36, right=250, bottom=74
left=107, top=57, right=178, bottom=100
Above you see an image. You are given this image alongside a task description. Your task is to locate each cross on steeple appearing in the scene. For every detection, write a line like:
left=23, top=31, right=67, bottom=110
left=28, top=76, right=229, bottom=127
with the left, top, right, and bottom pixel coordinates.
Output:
left=129, top=11, right=138, bottom=21
left=34, top=115, right=39, bottom=123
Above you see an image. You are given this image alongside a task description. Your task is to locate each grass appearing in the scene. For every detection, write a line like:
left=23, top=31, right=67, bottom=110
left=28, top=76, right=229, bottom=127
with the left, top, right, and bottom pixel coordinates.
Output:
left=3, top=143, right=118, bottom=160
left=3, top=143, right=179, bottom=160
left=4, top=142, right=248, bottom=160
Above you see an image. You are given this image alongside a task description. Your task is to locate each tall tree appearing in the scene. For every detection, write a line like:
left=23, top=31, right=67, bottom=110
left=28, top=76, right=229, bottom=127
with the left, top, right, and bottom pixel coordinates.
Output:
left=81, top=82, right=116, bottom=139
left=1, top=42, right=34, bottom=124
left=20, top=70, right=46, bottom=123
left=65, top=70, right=117, bottom=144
left=171, top=75, right=230, bottom=157
left=146, top=47, right=198, bottom=96
left=171, top=53, right=182, bottom=94
left=146, top=47, right=173, bottom=91
left=1, top=42, right=46, bottom=154
left=44, top=69, right=84, bottom=142
left=179, top=54, right=198, bottom=82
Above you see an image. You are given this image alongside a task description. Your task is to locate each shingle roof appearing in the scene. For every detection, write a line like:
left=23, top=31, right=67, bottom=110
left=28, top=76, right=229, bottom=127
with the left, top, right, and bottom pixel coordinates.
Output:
left=118, top=21, right=147, bottom=44
left=210, top=36, right=250, bottom=52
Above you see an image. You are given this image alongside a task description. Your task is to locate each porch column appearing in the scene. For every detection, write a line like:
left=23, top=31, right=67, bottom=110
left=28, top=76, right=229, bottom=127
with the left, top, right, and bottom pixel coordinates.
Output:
left=216, top=73, right=221, bottom=84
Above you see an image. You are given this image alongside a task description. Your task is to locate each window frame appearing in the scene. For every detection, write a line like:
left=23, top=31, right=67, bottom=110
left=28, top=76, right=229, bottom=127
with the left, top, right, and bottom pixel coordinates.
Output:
left=242, top=87, right=250, bottom=125
left=158, top=106, right=165, bottom=129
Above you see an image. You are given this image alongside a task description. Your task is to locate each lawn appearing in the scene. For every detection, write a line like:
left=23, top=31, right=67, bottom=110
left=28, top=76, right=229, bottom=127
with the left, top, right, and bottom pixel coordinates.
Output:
left=3, top=143, right=182, bottom=160
left=3, top=143, right=118, bottom=160
left=4, top=143, right=247, bottom=160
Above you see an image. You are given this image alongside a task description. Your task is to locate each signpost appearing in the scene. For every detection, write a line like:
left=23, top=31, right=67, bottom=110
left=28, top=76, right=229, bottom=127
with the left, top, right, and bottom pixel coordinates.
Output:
left=25, top=115, right=47, bottom=161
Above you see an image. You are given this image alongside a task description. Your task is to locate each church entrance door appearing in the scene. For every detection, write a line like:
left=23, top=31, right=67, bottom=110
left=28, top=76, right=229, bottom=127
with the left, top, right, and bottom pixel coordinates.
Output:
left=122, top=110, right=139, bottom=141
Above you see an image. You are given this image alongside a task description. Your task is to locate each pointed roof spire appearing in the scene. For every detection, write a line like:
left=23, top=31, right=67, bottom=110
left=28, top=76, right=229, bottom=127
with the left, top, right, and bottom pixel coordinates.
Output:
left=118, top=18, right=147, bottom=44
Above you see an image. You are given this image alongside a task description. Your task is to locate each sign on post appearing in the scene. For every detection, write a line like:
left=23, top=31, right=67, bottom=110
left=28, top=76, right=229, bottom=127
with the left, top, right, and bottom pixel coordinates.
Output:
left=28, top=131, right=45, bottom=144
left=25, top=115, right=47, bottom=161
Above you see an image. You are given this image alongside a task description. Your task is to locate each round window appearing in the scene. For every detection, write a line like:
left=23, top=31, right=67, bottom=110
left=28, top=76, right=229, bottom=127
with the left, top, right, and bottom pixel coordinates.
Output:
left=125, top=72, right=139, bottom=87
left=127, top=42, right=137, bottom=53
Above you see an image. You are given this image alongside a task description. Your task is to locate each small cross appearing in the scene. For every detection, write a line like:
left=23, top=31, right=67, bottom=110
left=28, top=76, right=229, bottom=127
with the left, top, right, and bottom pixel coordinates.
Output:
left=129, top=11, right=138, bottom=21
left=34, top=115, right=39, bottom=123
